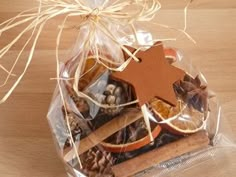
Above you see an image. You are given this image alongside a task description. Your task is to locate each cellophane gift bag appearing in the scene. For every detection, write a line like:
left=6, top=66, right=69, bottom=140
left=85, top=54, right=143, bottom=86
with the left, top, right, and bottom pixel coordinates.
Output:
left=45, top=1, right=235, bottom=177
left=0, top=0, right=235, bottom=177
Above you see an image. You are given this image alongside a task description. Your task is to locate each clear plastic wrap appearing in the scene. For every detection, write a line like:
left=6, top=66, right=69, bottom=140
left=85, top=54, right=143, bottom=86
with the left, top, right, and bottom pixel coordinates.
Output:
left=47, top=27, right=235, bottom=176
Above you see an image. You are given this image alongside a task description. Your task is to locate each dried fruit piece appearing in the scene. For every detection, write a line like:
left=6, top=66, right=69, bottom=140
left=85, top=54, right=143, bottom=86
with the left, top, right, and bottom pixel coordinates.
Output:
left=79, top=59, right=107, bottom=91
left=164, top=48, right=178, bottom=64
left=150, top=98, right=205, bottom=135
left=64, top=58, right=107, bottom=92
left=101, top=119, right=161, bottom=153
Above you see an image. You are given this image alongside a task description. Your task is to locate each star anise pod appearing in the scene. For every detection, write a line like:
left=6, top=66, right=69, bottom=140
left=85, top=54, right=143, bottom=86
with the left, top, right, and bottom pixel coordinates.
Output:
left=174, top=74, right=214, bottom=117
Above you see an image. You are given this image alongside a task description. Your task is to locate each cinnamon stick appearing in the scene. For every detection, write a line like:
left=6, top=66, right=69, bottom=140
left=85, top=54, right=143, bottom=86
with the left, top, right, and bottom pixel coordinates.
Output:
left=64, top=108, right=143, bottom=161
left=112, top=130, right=210, bottom=177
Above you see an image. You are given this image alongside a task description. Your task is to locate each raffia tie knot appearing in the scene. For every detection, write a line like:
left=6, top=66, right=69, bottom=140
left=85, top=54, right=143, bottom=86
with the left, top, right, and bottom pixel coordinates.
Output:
left=86, top=8, right=101, bottom=22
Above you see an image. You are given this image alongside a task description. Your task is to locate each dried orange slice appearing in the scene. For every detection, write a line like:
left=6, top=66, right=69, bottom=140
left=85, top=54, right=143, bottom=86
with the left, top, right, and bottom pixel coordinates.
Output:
left=164, top=48, right=178, bottom=64
left=150, top=98, right=206, bottom=135
left=63, top=58, right=107, bottom=91
left=100, top=120, right=162, bottom=153
left=78, top=58, right=107, bottom=91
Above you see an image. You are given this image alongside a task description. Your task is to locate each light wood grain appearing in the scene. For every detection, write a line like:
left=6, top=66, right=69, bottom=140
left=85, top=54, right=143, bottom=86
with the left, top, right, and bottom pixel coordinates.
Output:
left=0, top=0, right=235, bottom=12
left=0, top=0, right=236, bottom=177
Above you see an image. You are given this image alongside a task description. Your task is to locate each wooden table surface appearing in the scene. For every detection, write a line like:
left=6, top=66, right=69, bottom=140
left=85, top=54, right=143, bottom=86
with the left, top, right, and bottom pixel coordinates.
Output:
left=0, top=0, right=235, bottom=177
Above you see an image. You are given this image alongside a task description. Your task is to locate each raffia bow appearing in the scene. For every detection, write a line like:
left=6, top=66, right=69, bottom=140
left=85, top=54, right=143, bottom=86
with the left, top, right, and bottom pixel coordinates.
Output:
left=0, top=0, right=195, bottom=168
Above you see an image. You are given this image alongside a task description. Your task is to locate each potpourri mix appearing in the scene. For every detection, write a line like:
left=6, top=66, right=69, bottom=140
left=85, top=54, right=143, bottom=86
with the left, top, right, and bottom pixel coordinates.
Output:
left=0, top=0, right=235, bottom=177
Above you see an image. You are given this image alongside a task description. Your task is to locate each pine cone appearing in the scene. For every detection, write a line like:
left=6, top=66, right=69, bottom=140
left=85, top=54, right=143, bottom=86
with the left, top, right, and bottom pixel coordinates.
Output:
left=81, top=148, right=115, bottom=177
left=62, top=110, right=91, bottom=149
left=66, top=85, right=90, bottom=118
left=100, top=81, right=127, bottom=116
